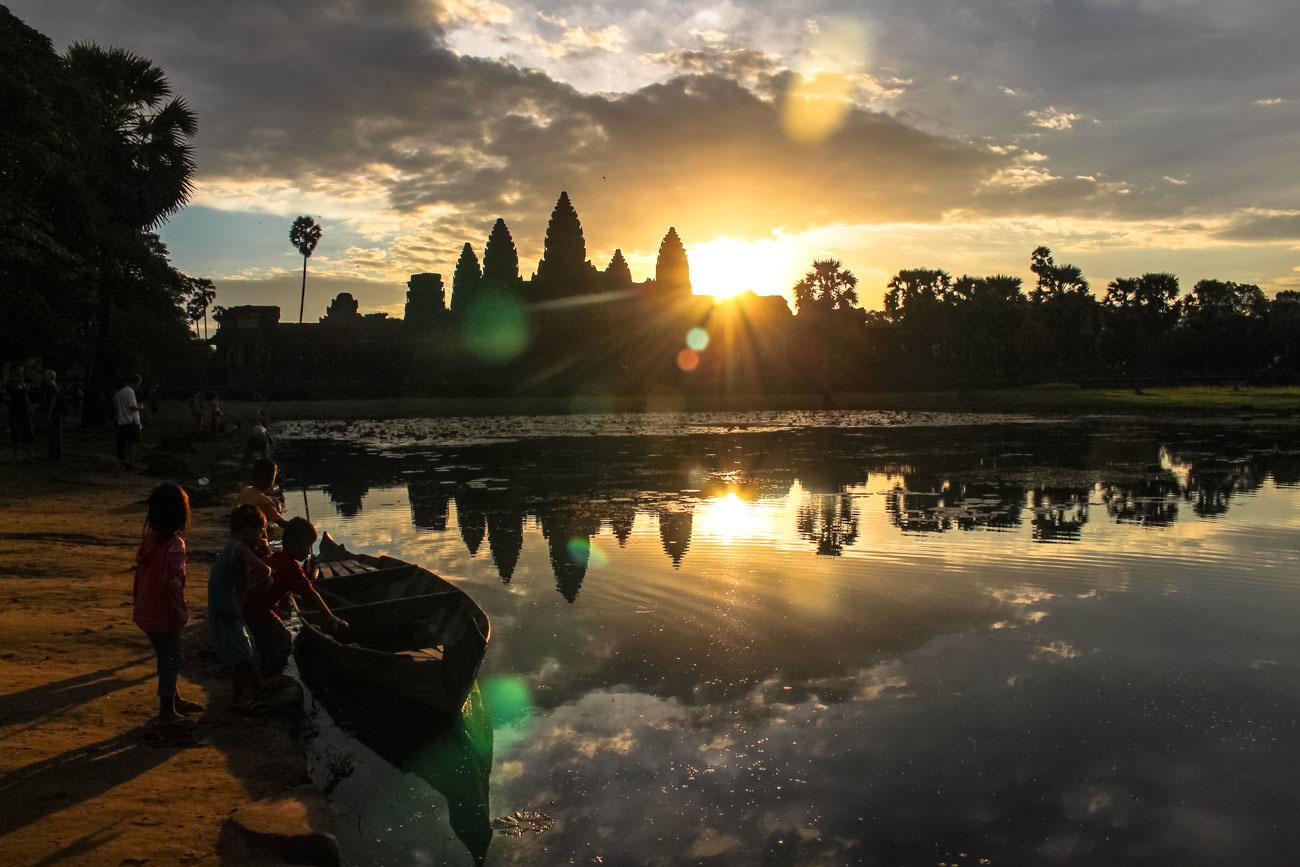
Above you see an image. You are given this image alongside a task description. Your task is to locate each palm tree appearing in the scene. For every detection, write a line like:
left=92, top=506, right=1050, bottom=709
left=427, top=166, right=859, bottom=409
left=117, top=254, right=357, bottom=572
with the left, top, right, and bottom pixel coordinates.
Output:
left=290, top=215, right=322, bottom=323
left=64, top=43, right=197, bottom=419
left=793, top=258, right=859, bottom=315
left=65, top=43, right=197, bottom=230
left=184, top=277, right=217, bottom=339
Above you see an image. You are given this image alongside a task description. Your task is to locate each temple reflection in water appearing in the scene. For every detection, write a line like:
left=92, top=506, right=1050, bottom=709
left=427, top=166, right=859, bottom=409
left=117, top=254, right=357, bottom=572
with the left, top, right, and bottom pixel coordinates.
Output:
left=287, top=421, right=1297, bottom=603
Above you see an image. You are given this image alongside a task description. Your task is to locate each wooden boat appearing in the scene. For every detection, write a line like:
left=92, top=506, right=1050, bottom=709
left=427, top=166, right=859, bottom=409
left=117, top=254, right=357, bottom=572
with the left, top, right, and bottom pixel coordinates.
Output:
left=293, top=533, right=491, bottom=722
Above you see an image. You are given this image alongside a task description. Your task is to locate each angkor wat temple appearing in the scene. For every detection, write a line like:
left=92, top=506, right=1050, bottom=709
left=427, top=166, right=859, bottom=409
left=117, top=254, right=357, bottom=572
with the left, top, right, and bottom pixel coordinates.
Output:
left=213, top=191, right=796, bottom=397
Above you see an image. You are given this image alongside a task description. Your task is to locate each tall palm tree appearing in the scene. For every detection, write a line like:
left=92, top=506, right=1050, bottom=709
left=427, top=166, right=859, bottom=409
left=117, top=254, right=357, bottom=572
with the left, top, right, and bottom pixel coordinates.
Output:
left=65, top=43, right=197, bottom=230
left=64, top=43, right=197, bottom=418
left=290, top=215, right=322, bottom=323
left=185, top=277, right=216, bottom=339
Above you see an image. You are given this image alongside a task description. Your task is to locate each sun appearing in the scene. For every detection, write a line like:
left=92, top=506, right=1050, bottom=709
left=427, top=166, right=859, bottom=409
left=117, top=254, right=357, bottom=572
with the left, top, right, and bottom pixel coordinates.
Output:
left=688, top=237, right=795, bottom=300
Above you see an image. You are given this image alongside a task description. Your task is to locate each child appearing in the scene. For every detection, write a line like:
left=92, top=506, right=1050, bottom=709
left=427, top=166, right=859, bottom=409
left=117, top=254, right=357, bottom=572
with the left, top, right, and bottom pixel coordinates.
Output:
left=244, top=517, right=348, bottom=675
left=237, top=458, right=288, bottom=528
left=208, top=504, right=273, bottom=708
left=133, top=484, right=204, bottom=724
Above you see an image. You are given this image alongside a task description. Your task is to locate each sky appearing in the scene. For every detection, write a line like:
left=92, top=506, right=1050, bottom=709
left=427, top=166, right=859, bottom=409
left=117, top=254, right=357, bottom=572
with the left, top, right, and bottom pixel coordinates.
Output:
left=11, top=0, right=1300, bottom=317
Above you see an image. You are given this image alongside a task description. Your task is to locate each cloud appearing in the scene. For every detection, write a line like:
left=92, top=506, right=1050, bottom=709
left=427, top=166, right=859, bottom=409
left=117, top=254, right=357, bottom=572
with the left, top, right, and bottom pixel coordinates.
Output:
left=434, top=0, right=512, bottom=27
left=12, top=0, right=1300, bottom=305
left=523, top=13, right=628, bottom=59
left=1253, top=97, right=1286, bottom=106
left=644, top=47, right=784, bottom=91
left=1163, top=176, right=1188, bottom=185
left=1214, top=211, right=1300, bottom=242
left=1027, top=106, right=1086, bottom=130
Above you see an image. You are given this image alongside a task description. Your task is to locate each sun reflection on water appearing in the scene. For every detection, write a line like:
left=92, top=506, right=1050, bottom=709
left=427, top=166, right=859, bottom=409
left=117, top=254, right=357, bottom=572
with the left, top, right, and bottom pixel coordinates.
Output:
left=695, top=491, right=776, bottom=544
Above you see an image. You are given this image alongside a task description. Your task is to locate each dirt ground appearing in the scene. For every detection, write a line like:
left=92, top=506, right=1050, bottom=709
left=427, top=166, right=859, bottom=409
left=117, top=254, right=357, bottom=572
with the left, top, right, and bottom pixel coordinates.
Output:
left=0, top=428, right=316, bottom=866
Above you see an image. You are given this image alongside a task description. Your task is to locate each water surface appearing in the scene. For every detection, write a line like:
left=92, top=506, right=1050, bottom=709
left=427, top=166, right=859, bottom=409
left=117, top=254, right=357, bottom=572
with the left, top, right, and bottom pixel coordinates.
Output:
left=282, top=413, right=1300, bottom=865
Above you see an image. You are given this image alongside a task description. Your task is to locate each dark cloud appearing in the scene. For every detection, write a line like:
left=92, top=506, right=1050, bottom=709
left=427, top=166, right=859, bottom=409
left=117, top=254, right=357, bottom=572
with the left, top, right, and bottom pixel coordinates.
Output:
left=1214, top=213, right=1300, bottom=242
left=11, top=0, right=1298, bottom=288
left=10, top=0, right=1019, bottom=257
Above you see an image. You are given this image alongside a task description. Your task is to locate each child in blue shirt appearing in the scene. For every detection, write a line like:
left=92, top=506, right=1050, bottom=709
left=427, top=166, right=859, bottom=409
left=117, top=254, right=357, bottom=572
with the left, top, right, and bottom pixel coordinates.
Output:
left=208, top=504, right=273, bottom=708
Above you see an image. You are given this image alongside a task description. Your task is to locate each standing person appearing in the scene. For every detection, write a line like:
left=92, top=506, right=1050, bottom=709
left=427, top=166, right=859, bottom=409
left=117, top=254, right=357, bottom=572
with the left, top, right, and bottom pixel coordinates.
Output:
left=208, top=505, right=272, bottom=709
left=241, top=421, right=275, bottom=466
left=112, top=374, right=143, bottom=470
left=132, top=484, right=204, bottom=725
left=244, top=517, right=347, bottom=674
left=41, top=371, right=66, bottom=461
left=190, top=392, right=204, bottom=433
left=5, top=378, right=35, bottom=462
left=210, top=392, right=224, bottom=434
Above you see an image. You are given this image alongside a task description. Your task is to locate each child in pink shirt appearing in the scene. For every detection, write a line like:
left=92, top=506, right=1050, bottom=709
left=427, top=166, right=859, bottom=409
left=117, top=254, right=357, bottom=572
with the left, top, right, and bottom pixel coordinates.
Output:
left=133, top=484, right=204, bottom=724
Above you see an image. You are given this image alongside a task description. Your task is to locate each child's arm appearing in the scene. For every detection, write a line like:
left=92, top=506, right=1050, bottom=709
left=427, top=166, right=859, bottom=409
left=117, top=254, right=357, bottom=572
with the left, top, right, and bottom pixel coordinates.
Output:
left=165, top=545, right=188, bottom=627
left=301, top=585, right=348, bottom=629
left=234, top=542, right=273, bottom=586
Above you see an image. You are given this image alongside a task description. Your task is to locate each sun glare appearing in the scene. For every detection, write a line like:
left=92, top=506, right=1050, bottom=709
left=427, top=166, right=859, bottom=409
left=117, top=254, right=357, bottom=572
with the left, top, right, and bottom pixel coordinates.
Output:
left=696, top=491, right=773, bottom=543
left=689, top=237, right=794, bottom=299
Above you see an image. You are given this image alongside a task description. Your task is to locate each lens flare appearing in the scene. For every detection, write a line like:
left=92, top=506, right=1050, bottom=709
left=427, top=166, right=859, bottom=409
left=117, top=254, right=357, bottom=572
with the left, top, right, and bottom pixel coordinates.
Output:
left=462, top=285, right=527, bottom=361
left=781, top=17, right=872, bottom=145
left=480, top=674, right=533, bottom=733
left=566, top=536, right=608, bottom=568
left=686, top=327, right=710, bottom=352
left=677, top=348, right=700, bottom=372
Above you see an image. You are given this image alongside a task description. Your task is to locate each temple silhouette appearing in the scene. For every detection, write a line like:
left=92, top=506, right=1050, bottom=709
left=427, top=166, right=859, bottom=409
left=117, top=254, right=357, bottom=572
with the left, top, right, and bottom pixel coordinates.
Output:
left=212, top=191, right=793, bottom=397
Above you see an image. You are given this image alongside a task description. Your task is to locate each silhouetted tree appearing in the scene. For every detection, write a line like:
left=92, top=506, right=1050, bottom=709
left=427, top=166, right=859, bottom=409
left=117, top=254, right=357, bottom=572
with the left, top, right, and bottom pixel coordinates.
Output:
left=948, top=274, right=1025, bottom=382
left=481, top=218, right=519, bottom=286
left=1101, top=272, right=1180, bottom=377
left=290, top=215, right=322, bottom=324
left=534, top=191, right=588, bottom=300
left=184, top=276, right=216, bottom=339
left=65, top=41, right=199, bottom=408
left=451, top=243, right=481, bottom=314
left=883, top=268, right=953, bottom=319
left=654, top=227, right=691, bottom=302
left=1025, top=247, right=1099, bottom=378
left=793, top=258, right=858, bottom=314
left=1172, top=279, right=1269, bottom=374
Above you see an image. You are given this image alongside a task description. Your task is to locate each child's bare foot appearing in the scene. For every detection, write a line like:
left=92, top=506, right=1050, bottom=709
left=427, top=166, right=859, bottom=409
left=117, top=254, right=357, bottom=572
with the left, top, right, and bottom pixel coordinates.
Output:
left=174, top=698, right=205, bottom=715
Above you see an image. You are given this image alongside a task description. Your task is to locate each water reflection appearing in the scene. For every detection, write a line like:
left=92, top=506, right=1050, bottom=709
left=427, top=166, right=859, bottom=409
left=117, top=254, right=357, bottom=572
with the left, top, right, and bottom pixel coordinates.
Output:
left=278, top=419, right=1300, bottom=865
left=281, top=422, right=1298, bottom=603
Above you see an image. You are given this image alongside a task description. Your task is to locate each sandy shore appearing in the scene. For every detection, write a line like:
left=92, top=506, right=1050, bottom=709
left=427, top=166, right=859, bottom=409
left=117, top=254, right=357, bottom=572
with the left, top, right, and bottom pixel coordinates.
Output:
left=0, top=430, right=324, bottom=865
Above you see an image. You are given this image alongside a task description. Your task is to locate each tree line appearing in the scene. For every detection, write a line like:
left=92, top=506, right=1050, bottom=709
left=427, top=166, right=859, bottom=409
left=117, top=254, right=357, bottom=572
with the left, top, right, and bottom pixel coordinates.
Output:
left=791, top=248, right=1300, bottom=389
left=0, top=8, right=212, bottom=413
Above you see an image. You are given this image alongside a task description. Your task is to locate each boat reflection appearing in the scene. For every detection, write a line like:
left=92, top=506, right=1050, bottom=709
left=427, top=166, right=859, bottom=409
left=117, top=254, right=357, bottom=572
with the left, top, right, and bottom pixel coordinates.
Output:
left=297, top=655, right=494, bottom=865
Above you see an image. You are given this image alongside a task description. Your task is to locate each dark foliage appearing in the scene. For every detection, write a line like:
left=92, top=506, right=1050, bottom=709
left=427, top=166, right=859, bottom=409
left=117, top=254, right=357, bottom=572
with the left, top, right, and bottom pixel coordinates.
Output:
left=0, top=9, right=207, bottom=397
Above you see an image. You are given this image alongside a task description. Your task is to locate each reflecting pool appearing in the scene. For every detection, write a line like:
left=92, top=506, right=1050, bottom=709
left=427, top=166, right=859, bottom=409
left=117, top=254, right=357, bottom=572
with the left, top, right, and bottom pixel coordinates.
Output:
left=280, top=414, right=1300, bottom=865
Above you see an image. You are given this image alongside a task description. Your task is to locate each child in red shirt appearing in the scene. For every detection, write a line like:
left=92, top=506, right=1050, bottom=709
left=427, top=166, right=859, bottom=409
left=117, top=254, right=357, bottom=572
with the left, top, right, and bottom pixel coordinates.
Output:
left=244, top=517, right=347, bottom=674
left=133, top=484, right=204, bottom=724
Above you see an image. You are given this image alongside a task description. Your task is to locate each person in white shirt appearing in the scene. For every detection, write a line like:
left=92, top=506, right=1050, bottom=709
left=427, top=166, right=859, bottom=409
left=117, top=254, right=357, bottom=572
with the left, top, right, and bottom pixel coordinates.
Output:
left=113, top=374, right=143, bottom=468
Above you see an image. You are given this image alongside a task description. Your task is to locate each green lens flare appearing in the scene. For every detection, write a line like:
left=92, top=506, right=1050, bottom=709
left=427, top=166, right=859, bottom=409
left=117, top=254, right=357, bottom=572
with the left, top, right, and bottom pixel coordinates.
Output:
left=463, top=285, right=528, bottom=361
left=480, top=674, right=532, bottom=727
left=567, top=536, right=608, bottom=567
left=686, top=326, right=709, bottom=352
